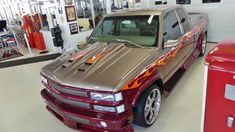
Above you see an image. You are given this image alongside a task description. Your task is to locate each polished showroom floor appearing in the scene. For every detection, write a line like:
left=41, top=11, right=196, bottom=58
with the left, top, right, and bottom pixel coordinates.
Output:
left=0, top=44, right=214, bottom=132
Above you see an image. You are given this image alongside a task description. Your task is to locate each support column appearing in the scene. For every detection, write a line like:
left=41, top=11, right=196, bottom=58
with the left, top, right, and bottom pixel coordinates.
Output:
left=106, top=0, right=112, bottom=14
left=90, top=0, right=96, bottom=28
left=28, top=0, right=33, bottom=16
left=0, top=9, right=3, bottom=19
left=35, top=0, right=44, bottom=30
left=17, top=3, right=22, bottom=17
left=3, top=7, right=9, bottom=23
left=9, top=5, right=15, bottom=23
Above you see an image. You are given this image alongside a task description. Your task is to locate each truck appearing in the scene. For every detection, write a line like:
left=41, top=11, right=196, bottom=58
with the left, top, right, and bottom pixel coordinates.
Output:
left=40, top=6, right=209, bottom=132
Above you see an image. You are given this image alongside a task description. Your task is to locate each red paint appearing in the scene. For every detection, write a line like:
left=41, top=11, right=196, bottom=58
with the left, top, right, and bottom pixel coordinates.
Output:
left=206, top=40, right=235, bottom=70
left=204, top=40, right=235, bottom=132
left=40, top=78, right=134, bottom=132
left=41, top=89, right=134, bottom=132
left=22, top=15, right=35, bottom=48
left=33, top=32, right=47, bottom=51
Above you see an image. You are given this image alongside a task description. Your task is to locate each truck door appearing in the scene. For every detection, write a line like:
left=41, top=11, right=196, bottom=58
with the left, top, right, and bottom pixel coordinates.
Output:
left=175, top=8, right=195, bottom=65
left=161, top=8, right=194, bottom=82
left=161, top=10, right=184, bottom=82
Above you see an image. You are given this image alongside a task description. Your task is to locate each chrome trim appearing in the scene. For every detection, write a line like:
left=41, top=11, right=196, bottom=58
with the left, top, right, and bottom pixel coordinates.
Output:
left=51, top=93, right=90, bottom=109
left=144, top=88, right=161, bottom=125
left=202, top=34, right=207, bottom=55
left=225, top=84, right=235, bottom=101
left=227, top=116, right=234, bottom=128
left=50, top=81, right=88, bottom=97
left=49, top=104, right=63, bottom=116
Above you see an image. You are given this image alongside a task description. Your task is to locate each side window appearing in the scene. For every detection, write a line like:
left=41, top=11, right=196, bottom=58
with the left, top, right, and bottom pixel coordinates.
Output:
left=163, top=11, right=182, bottom=41
left=203, top=0, right=220, bottom=3
left=176, top=8, right=190, bottom=33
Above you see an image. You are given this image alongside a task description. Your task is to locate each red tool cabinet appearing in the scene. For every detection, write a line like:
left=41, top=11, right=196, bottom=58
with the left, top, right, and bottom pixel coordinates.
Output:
left=202, top=40, right=235, bottom=132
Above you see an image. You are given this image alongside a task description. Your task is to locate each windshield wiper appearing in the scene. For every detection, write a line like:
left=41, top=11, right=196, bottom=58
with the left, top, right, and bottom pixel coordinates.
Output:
left=112, top=39, right=144, bottom=48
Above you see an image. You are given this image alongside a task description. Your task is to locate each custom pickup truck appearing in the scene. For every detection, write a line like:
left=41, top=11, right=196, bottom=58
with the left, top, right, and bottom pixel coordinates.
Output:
left=40, top=6, right=208, bottom=132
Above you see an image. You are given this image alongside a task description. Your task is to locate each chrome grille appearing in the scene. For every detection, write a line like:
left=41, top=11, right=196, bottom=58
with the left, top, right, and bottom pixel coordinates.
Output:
left=49, top=81, right=88, bottom=97
left=49, top=81, right=90, bottom=109
left=51, top=93, right=90, bottom=109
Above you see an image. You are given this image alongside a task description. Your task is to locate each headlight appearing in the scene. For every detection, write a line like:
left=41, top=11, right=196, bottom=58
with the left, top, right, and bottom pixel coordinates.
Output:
left=93, top=104, right=125, bottom=113
left=41, top=75, right=48, bottom=85
left=90, top=92, right=123, bottom=102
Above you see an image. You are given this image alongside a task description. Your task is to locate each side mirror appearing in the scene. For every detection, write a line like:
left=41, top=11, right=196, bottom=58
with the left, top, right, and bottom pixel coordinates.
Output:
left=78, top=42, right=87, bottom=49
left=164, top=39, right=179, bottom=48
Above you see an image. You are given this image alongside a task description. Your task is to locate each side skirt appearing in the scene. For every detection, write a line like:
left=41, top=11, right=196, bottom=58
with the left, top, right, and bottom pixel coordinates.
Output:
left=181, top=48, right=199, bottom=70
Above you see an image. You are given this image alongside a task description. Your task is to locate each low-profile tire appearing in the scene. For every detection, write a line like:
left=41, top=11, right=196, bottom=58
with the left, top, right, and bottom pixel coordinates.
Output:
left=133, top=85, right=162, bottom=127
left=199, top=33, right=207, bottom=57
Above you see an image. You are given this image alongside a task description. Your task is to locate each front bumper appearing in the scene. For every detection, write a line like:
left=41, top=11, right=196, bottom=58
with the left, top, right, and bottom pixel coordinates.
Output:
left=41, top=89, right=134, bottom=132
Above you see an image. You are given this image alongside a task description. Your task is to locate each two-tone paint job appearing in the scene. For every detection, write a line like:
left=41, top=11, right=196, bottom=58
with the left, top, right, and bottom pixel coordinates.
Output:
left=40, top=6, right=208, bottom=131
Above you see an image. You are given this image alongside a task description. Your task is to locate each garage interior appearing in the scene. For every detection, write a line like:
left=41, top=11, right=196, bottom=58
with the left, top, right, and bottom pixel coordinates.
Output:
left=0, top=0, right=235, bottom=132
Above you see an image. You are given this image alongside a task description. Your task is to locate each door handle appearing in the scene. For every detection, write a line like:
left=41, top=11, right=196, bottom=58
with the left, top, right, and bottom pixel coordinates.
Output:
left=227, top=116, right=234, bottom=128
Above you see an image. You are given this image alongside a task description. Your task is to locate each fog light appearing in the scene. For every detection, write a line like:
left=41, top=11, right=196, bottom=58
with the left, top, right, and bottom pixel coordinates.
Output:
left=94, top=105, right=116, bottom=112
left=100, top=121, right=107, bottom=128
left=116, top=104, right=125, bottom=113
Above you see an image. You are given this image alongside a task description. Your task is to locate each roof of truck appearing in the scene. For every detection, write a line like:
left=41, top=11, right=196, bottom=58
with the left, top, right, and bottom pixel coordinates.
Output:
left=105, top=6, right=181, bottom=17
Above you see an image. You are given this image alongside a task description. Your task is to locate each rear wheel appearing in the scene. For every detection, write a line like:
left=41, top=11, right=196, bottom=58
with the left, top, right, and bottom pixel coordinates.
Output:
left=199, top=33, right=207, bottom=57
left=133, top=85, right=162, bottom=127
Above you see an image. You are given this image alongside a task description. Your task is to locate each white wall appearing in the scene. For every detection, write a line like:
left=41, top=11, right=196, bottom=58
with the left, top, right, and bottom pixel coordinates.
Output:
left=136, top=0, right=235, bottom=42
left=53, top=0, right=93, bottom=52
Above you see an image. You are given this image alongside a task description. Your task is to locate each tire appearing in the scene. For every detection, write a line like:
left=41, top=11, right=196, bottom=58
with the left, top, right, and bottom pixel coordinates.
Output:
left=199, top=33, right=207, bottom=57
left=133, top=85, right=162, bottom=127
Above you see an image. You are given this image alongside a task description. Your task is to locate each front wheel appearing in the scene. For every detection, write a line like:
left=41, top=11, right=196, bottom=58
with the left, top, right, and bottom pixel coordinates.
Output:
left=199, top=33, right=207, bottom=57
left=133, top=85, right=162, bottom=127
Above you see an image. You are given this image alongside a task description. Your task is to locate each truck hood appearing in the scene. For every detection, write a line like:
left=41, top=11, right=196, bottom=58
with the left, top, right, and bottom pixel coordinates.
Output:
left=41, top=42, right=155, bottom=92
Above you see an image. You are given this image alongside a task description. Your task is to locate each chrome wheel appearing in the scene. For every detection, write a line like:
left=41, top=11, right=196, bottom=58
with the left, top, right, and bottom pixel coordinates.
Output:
left=144, top=88, right=161, bottom=125
left=202, top=34, right=207, bottom=55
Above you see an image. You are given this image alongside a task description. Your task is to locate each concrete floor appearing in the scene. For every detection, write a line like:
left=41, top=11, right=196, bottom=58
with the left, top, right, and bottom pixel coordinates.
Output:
left=0, top=44, right=214, bottom=132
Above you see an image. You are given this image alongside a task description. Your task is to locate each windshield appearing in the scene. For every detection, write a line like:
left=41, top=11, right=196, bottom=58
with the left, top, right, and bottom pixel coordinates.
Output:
left=89, top=15, right=159, bottom=47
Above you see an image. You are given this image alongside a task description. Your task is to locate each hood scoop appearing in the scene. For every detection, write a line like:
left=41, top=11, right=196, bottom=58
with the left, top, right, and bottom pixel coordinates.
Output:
left=77, top=63, right=92, bottom=74
left=76, top=47, right=116, bottom=72
left=77, top=68, right=85, bottom=72
left=61, top=60, right=74, bottom=68
left=77, top=62, right=92, bottom=72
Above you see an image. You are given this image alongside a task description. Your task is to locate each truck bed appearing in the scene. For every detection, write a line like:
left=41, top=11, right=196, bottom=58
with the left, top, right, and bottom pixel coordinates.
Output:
left=188, top=13, right=208, bottom=28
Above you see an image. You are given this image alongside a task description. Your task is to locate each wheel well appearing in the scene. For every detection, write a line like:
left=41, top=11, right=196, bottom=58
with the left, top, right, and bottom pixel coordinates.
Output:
left=204, top=31, right=208, bottom=37
left=133, top=78, right=164, bottom=107
left=153, top=79, right=164, bottom=94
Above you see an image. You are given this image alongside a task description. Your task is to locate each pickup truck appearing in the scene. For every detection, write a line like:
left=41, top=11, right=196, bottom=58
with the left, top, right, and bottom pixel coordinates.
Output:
left=40, top=6, right=208, bottom=132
